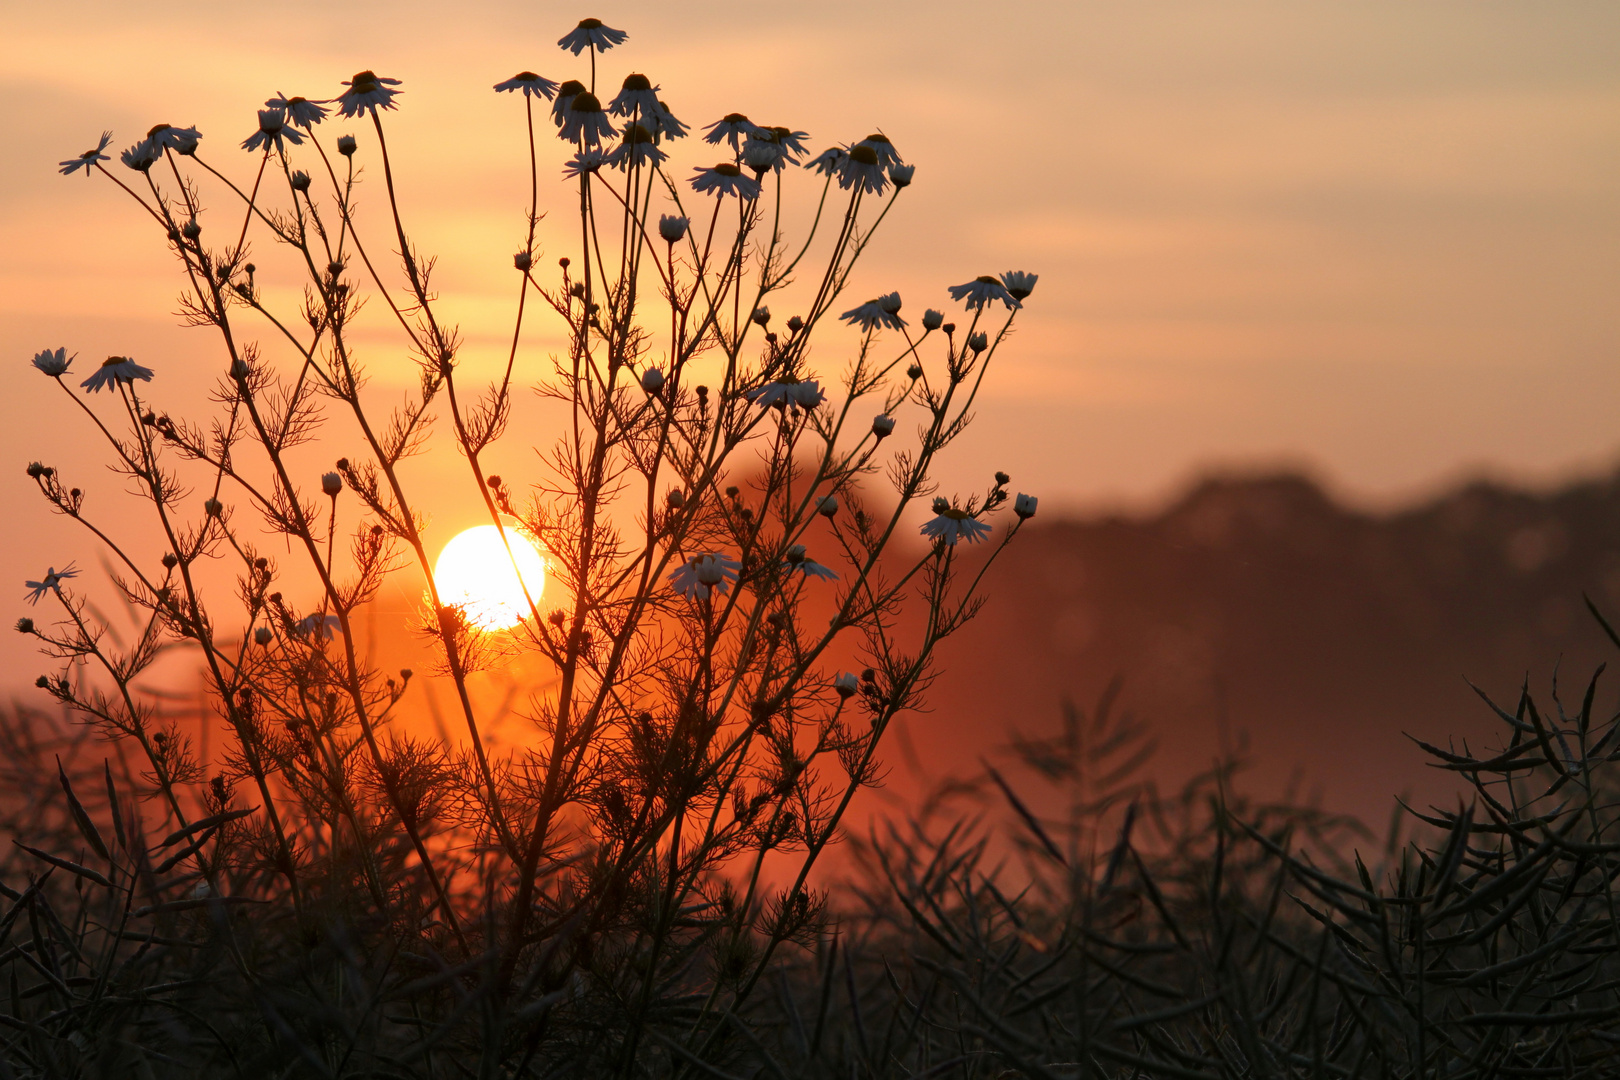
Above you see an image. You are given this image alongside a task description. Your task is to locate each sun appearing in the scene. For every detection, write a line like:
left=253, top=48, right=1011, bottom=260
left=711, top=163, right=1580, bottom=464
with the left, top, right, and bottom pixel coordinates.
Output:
left=433, top=524, right=547, bottom=631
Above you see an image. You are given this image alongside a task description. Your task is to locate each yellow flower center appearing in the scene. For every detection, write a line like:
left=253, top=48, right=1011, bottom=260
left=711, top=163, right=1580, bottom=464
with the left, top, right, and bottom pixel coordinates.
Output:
left=349, top=71, right=380, bottom=92
left=101, top=356, right=127, bottom=368
left=570, top=92, right=603, bottom=113
left=714, top=163, right=741, bottom=177
left=579, top=17, right=603, bottom=28
left=976, top=275, right=1000, bottom=284
left=558, top=80, right=586, bottom=98
left=849, top=145, right=879, bottom=166
left=721, top=112, right=750, bottom=125
left=623, top=73, right=651, bottom=91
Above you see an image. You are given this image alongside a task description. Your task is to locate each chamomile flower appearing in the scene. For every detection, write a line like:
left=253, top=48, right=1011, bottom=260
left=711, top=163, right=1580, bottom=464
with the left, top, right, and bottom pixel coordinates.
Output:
left=336, top=71, right=402, bottom=118
left=120, top=142, right=159, bottom=172
left=690, top=162, right=760, bottom=200
left=295, top=613, right=341, bottom=640
left=702, top=113, right=764, bottom=151
left=266, top=94, right=328, bottom=128
left=833, top=672, right=859, bottom=698
left=145, top=124, right=202, bottom=155
left=767, top=126, right=812, bottom=162
left=872, top=414, right=895, bottom=438
left=668, top=553, right=740, bottom=600
left=607, top=123, right=666, bottom=169
left=608, top=73, right=662, bottom=117
left=1013, top=492, right=1038, bottom=519
left=80, top=356, right=154, bottom=393
left=806, top=145, right=847, bottom=178
left=58, top=131, right=112, bottom=176
left=561, top=148, right=607, bottom=180
left=242, top=109, right=305, bottom=154
left=840, top=298, right=905, bottom=333
left=658, top=214, right=689, bottom=243
left=784, top=545, right=839, bottom=581
left=1000, top=271, right=1038, bottom=301
left=856, top=133, right=902, bottom=168
left=558, top=17, right=628, bottom=55
left=948, top=275, right=1019, bottom=311
left=920, top=502, right=992, bottom=546
left=642, top=103, right=689, bottom=141
left=551, top=80, right=586, bottom=126
left=838, top=143, right=887, bottom=194
left=23, top=564, right=78, bottom=605
left=747, top=377, right=824, bottom=409
left=558, top=91, right=615, bottom=144
left=493, top=71, right=560, bottom=100
left=31, top=348, right=73, bottom=377
left=889, top=163, right=915, bottom=188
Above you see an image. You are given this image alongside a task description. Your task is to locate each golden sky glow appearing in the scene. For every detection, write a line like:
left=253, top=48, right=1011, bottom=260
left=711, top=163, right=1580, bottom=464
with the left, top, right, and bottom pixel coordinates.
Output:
left=434, top=525, right=547, bottom=632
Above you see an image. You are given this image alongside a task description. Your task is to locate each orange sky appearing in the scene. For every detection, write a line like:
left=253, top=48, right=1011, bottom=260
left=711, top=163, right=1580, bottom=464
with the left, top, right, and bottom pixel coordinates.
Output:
left=2, top=1, right=1619, bottom=691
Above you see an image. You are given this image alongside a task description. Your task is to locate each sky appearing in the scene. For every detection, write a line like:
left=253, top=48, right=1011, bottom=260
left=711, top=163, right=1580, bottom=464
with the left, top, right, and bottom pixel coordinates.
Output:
left=1, top=0, right=1618, bottom=693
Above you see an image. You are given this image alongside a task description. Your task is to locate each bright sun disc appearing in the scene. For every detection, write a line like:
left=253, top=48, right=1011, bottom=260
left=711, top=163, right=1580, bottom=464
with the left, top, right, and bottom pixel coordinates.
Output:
left=433, top=524, right=547, bottom=631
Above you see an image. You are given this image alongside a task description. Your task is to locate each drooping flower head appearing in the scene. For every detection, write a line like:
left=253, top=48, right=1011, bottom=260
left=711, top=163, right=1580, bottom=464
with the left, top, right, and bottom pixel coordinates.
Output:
left=266, top=93, right=328, bottom=128
left=23, top=563, right=78, bottom=606
left=242, top=109, right=305, bottom=154
left=741, top=137, right=782, bottom=175
left=806, top=145, right=848, bottom=178
left=768, top=126, right=812, bottom=162
left=120, top=142, right=159, bottom=172
left=889, top=163, right=915, bottom=188
left=561, top=148, right=607, bottom=180
left=1013, top=492, right=1038, bottom=519
left=145, top=123, right=202, bottom=155
left=702, top=112, right=764, bottom=152
left=607, top=123, right=666, bottom=169
left=494, top=71, right=560, bottom=100
left=1000, top=271, right=1038, bottom=301
left=609, top=73, right=661, bottom=117
left=783, top=545, right=839, bottom=581
left=658, top=214, right=689, bottom=243
left=838, top=143, right=888, bottom=194
left=336, top=71, right=402, bottom=118
left=856, top=132, right=902, bottom=169
left=690, top=162, right=760, bottom=200
left=746, top=376, right=824, bottom=410
left=558, top=17, right=628, bottom=55
left=557, top=91, right=615, bottom=144
left=642, top=102, right=689, bottom=141
left=948, top=275, right=1020, bottom=311
left=668, top=553, right=741, bottom=600
left=80, top=356, right=154, bottom=394
left=31, top=348, right=73, bottom=377
left=920, top=504, right=993, bottom=546
left=839, top=298, right=906, bottom=333
left=58, top=131, right=112, bottom=176
left=551, top=80, right=586, bottom=126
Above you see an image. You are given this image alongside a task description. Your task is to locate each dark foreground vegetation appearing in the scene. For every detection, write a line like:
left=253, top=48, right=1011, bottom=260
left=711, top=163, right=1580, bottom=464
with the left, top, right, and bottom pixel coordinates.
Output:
left=7, top=609, right=1620, bottom=1079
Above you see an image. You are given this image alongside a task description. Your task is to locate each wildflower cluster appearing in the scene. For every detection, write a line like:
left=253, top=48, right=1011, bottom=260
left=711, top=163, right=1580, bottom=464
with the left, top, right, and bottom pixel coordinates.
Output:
left=22, top=16, right=1039, bottom=1071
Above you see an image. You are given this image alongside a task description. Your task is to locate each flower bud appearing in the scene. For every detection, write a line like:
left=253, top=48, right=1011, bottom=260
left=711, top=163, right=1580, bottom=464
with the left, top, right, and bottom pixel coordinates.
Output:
left=942, top=322, right=956, bottom=335
left=26, top=462, right=44, bottom=478
left=514, top=251, right=533, bottom=272
left=204, top=498, right=224, bottom=517
left=231, top=358, right=250, bottom=380
left=932, top=496, right=950, bottom=514
left=785, top=544, right=806, bottom=564
left=889, top=163, right=915, bottom=188
left=817, top=495, right=838, bottom=518
left=254, top=626, right=273, bottom=646
left=162, top=552, right=178, bottom=569
left=322, top=471, right=343, bottom=497
left=922, top=309, right=943, bottom=331
left=877, top=292, right=902, bottom=315
left=994, top=471, right=1010, bottom=486
left=290, top=170, right=311, bottom=192
left=967, top=331, right=988, bottom=354
left=742, top=140, right=780, bottom=173
left=641, top=367, right=665, bottom=393
left=906, top=363, right=923, bottom=381
left=181, top=218, right=201, bottom=240
left=834, top=672, right=858, bottom=698
left=872, top=414, right=895, bottom=439
left=787, top=315, right=803, bottom=333
left=658, top=214, right=689, bottom=243
left=337, top=135, right=357, bottom=156
left=752, top=306, right=770, bottom=326
left=35, top=675, right=49, bottom=689
left=1014, top=492, right=1038, bottom=519
left=666, top=489, right=686, bottom=509
left=15, top=618, right=34, bottom=634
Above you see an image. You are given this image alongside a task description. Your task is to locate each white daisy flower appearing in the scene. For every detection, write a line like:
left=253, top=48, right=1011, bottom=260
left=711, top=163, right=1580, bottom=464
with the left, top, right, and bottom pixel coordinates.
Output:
left=607, top=123, right=667, bottom=169
left=948, top=275, right=1019, bottom=311
left=557, top=91, right=616, bottom=144
left=120, top=141, right=160, bottom=172
left=551, top=80, right=587, bottom=126
left=746, top=377, right=824, bottom=409
left=321, top=472, right=343, bottom=497
left=558, top=17, right=628, bottom=55
left=242, top=109, right=305, bottom=154
left=668, top=553, right=740, bottom=600
left=1014, top=492, right=1038, bottom=519
left=838, top=144, right=888, bottom=194
left=561, top=148, right=607, bottom=180
left=784, top=545, right=839, bottom=581
left=145, top=124, right=202, bottom=155
left=642, top=103, right=689, bottom=141
left=690, top=162, right=760, bottom=200
left=921, top=308, right=943, bottom=331
left=806, top=146, right=847, bottom=178
left=608, top=73, right=662, bottom=117
left=889, top=163, right=915, bottom=188
left=856, top=133, right=902, bottom=168
left=58, top=131, right=112, bottom=176
left=32, top=348, right=73, bottom=377
left=640, top=367, right=665, bottom=393
left=833, top=672, right=859, bottom=698
left=1000, top=270, right=1038, bottom=301
left=741, top=138, right=782, bottom=174
left=266, top=94, right=328, bottom=128
left=765, top=126, right=812, bottom=162
left=494, top=71, right=560, bottom=101
left=24, top=564, right=78, bottom=605
left=254, top=626, right=273, bottom=646
left=702, top=113, right=764, bottom=151
left=920, top=505, right=992, bottom=546
left=817, top=495, right=839, bottom=518
left=658, top=214, right=689, bottom=243
left=80, top=356, right=154, bottom=393
left=839, top=299, right=905, bottom=333
left=295, top=613, right=341, bottom=640
left=967, top=331, right=989, bottom=354
left=336, top=71, right=402, bottom=118
left=872, top=414, right=895, bottom=439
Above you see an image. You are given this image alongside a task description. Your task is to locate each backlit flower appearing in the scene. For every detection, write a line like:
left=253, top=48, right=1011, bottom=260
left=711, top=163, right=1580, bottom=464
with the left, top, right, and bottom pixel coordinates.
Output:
left=558, top=91, right=615, bottom=144
left=32, top=348, right=73, bottom=377
left=889, top=163, right=915, bottom=188
left=1013, top=492, right=1038, bottom=519
left=295, top=613, right=341, bottom=640
left=1000, top=270, right=1038, bottom=301
left=608, top=73, right=661, bottom=117
left=817, top=495, right=839, bottom=517
left=337, top=135, right=357, bottom=156
left=120, top=141, right=159, bottom=172
left=767, top=126, right=812, bottom=162
left=58, top=131, right=112, bottom=176
left=640, top=367, right=665, bottom=393
left=833, top=672, right=859, bottom=698
left=80, top=356, right=154, bottom=393
left=920, top=506, right=992, bottom=546
left=254, top=626, right=273, bottom=646
left=806, top=145, right=847, bottom=178
left=321, top=472, right=343, bottom=497
left=607, top=123, right=666, bottom=169
left=856, top=133, right=902, bottom=168
left=668, top=553, right=740, bottom=600
left=838, top=143, right=887, bottom=194
left=967, top=332, right=988, bottom=354
left=266, top=94, right=328, bottom=128
left=702, top=113, right=764, bottom=151
left=336, top=71, right=402, bottom=117
left=840, top=298, right=905, bottom=333
left=145, top=124, right=202, bottom=155
left=642, top=103, right=689, bottom=141
left=551, top=80, right=586, bottom=126
left=784, top=545, right=838, bottom=581
left=242, top=109, right=304, bottom=154
left=872, top=414, right=895, bottom=439
left=741, top=138, right=782, bottom=174
left=558, top=17, right=627, bottom=55
left=690, top=162, right=760, bottom=200
left=948, top=275, right=1019, bottom=311
left=658, top=214, right=689, bottom=243
left=494, top=71, right=560, bottom=100
left=561, top=148, right=607, bottom=179
left=24, top=564, right=78, bottom=605
left=747, top=377, right=823, bottom=409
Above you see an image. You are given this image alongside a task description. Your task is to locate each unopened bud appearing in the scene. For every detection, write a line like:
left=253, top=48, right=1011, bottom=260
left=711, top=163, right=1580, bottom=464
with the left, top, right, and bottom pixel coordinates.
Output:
left=872, top=414, right=895, bottom=439
left=922, top=309, right=943, bottom=331
left=834, top=672, right=858, bottom=698
left=641, top=367, right=665, bottom=393
left=204, top=498, right=224, bottom=517
left=15, top=618, right=34, bottom=634
left=787, top=315, right=803, bottom=333
left=752, top=306, right=770, bottom=326
left=967, top=332, right=988, bottom=354
left=906, top=363, right=923, bottom=381
left=666, top=489, right=686, bottom=509
left=162, top=552, right=178, bottom=568
left=1014, top=492, right=1038, bottom=520
left=817, top=495, right=838, bottom=518
left=337, top=135, right=357, bottom=156
left=322, top=471, right=343, bottom=497
left=254, top=626, right=273, bottom=646
left=290, top=170, right=311, bottom=192
left=514, top=251, right=532, bottom=271
left=994, top=471, right=1010, bottom=486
